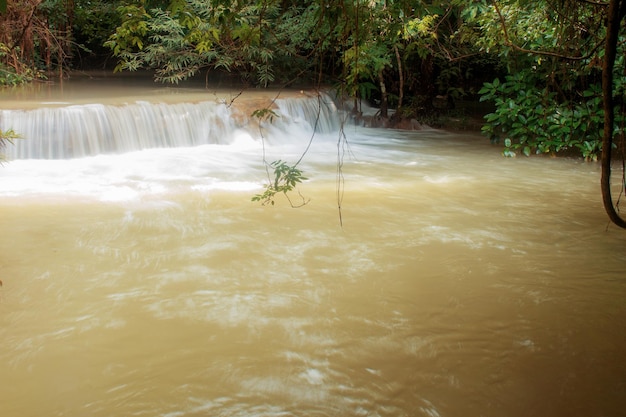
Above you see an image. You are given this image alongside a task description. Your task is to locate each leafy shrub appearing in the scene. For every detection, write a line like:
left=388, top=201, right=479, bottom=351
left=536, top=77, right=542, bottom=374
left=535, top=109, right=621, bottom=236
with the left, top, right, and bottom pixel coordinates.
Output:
left=479, top=69, right=605, bottom=161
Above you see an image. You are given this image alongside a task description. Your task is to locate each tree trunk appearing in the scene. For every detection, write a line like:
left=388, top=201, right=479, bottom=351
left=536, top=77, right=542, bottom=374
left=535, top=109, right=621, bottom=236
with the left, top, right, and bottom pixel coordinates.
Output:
left=394, top=45, right=403, bottom=110
left=601, top=0, right=626, bottom=228
left=378, top=70, right=388, bottom=119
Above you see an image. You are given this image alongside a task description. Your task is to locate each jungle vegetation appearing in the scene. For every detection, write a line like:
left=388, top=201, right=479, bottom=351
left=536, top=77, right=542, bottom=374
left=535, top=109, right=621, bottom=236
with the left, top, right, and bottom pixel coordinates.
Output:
left=1, top=0, right=626, bottom=226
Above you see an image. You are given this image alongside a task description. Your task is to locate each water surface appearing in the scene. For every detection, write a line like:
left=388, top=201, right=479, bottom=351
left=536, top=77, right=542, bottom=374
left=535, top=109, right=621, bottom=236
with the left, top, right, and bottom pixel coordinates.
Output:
left=1, top=79, right=625, bottom=417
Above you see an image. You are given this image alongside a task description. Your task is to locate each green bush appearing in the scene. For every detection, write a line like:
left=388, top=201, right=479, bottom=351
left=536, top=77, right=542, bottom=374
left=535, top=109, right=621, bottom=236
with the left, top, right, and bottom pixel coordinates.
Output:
left=479, top=69, right=605, bottom=161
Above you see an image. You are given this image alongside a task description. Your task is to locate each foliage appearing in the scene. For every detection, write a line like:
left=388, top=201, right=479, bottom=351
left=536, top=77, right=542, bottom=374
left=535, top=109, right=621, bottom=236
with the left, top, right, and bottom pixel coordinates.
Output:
left=105, top=0, right=314, bottom=85
left=479, top=70, right=605, bottom=160
left=73, top=0, right=124, bottom=58
left=471, top=0, right=622, bottom=160
left=249, top=104, right=309, bottom=207
left=0, top=128, right=19, bottom=164
left=0, top=0, right=133, bottom=81
left=0, top=42, right=36, bottom=85
left=101, top=0, right=489, bottom=114
left=252, top=160, right=308, bottom=206
left=0, top=0, right=79, bottom=84
left=334, top=1, right=486, bottom=116
left=250, top=107, right=278, bottom=123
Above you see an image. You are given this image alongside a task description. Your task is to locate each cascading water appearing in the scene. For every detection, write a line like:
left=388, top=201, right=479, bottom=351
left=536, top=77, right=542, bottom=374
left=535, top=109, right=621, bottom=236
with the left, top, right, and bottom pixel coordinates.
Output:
left=0, top=91, right=341, bottom=159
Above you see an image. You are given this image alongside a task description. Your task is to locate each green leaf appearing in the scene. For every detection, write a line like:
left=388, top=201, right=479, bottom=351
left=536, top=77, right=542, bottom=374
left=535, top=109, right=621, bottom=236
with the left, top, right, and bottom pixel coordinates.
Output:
left=253, top=160, right=308, bottom=207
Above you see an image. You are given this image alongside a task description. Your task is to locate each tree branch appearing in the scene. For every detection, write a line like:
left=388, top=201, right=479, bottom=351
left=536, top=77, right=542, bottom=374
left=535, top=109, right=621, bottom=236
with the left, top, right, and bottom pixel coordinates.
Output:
left=9, top=0, right=46, bottom=51
left=601, top=0, right=626, bottom=228
left=493, top=0, right=604, bottom=61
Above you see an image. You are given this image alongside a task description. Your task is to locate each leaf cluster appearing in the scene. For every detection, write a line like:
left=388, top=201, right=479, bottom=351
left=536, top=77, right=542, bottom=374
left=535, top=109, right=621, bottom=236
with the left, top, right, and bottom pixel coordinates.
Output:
left=474, top=0, right=626, bottom=160
left=479, top=70, right=607, bottom=160
left=105, top=0, right=314, bottom=85
left=0, top=128, right=20, bottom=164
left=252, top=160, right=308, bottom=206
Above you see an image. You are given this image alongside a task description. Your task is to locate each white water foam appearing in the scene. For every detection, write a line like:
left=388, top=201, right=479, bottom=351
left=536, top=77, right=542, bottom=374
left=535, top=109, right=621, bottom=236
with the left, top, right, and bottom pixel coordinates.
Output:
left=0, top=93, right=349, bottom=200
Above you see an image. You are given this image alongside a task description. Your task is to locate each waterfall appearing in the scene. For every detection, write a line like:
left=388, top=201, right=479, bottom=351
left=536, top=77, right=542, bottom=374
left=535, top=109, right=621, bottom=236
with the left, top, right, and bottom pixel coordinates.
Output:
left=272, top=95, right=342, bottom=134
left=0, top=92, right=341, bottom=160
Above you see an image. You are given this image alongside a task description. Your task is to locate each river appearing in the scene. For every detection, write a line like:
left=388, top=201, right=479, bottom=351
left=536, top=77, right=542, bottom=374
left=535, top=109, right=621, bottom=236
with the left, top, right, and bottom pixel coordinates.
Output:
left=1, top=75, right=625, bottom=417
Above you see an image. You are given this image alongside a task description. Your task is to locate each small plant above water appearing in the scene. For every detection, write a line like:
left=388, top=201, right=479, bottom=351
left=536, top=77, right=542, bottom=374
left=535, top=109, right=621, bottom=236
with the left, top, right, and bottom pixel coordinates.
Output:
left=250, top=105, right=310, bottom=208
left=250, top=108, right=279, bottom=122
left=252, top=160, right=309, bottom=207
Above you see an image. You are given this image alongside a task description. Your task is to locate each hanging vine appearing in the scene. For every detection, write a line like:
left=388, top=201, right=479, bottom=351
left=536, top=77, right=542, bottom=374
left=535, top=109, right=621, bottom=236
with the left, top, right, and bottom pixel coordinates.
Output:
left=249, top=88, right=348, bottom=218
left=249, top=93, right=310, bottom=209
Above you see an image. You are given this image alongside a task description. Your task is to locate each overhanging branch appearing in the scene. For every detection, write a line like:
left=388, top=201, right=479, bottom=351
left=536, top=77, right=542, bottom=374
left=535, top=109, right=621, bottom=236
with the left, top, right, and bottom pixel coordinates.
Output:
left=493, top=1, right=604, bottom=61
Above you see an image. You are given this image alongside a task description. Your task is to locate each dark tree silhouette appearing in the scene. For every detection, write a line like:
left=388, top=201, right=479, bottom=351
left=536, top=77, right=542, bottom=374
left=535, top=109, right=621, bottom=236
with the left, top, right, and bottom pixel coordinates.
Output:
left=601, top=0, right=626, bottom=228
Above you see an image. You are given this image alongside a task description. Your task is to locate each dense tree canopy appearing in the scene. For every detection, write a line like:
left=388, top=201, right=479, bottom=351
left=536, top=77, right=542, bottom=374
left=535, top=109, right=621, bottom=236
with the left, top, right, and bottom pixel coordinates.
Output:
left=101, top=0, right=491, bottom=112
left=1, top=0, right=626, bottom=226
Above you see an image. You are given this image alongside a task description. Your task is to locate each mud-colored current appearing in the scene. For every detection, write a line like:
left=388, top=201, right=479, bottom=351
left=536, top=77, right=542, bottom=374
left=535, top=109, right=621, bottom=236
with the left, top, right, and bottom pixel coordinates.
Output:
left=1, top=78, right=625, bottom=417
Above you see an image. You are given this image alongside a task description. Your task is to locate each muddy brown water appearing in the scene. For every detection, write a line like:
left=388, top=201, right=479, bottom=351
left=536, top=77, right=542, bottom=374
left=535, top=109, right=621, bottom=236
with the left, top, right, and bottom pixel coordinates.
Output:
left=1, top=78, right=625, bottom=417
